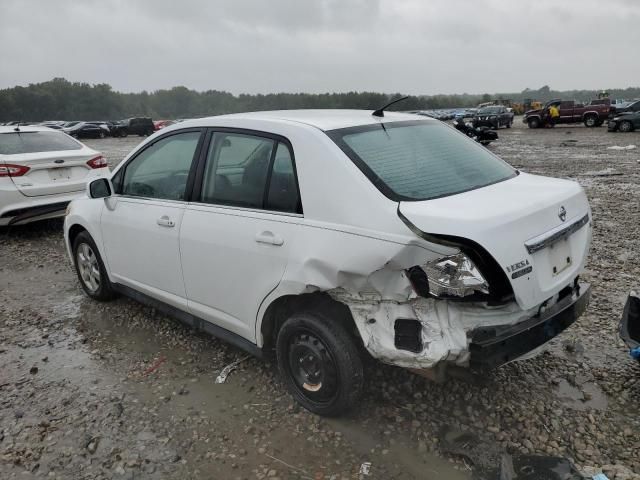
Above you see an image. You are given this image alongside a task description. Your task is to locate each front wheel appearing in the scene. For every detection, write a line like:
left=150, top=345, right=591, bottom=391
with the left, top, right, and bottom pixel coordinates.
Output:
left=506, top=120, right=512, bottom=128
left=527, top=117, right=540, bottom=129
left=276, top=311, right=363, bottom=416
left=619, top=120, right=634, bottom=133
left=73, top=231, right=116, bottom=301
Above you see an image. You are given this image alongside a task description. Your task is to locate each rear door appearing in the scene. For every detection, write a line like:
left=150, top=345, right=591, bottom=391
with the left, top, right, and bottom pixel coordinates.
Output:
left=0, top=130, right=104, bottom=197
left=180, top=130, right=302, bottom=340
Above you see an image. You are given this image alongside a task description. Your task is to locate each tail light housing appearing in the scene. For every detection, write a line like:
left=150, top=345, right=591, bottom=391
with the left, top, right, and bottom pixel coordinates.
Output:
left=0, top=164, right=30, bottom=177
left=87, top=155, right=108, bottom=169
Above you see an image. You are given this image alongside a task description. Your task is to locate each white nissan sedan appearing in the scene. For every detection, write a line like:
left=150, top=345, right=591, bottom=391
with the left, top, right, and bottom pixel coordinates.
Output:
left=64, top=110, right=592, bottom=415
left=1, top=126, right=109, bottom=226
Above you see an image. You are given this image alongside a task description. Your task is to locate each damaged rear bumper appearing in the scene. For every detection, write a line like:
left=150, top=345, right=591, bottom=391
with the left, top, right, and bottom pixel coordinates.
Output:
left=620, top=291, right=640, bottom=357
left=469, top=282, right=591, bottom=368
left=334, top=281, right=591, bottom=372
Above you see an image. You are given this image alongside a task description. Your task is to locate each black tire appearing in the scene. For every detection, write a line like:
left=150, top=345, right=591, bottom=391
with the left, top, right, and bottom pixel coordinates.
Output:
left=584, top=115, right=598, bottom=127
left=276, top=311, right=363, bottom=416
left=99, top=131, right=106, bottom=139
left=120, top=130, right=128, bottom=138
left=619, top=120, right=634, bottom=133
left=72, top=231, right=116, bottom=301
left=506, top=120, right=512, bottom=128
left=527, top=117, right=540, bottom=129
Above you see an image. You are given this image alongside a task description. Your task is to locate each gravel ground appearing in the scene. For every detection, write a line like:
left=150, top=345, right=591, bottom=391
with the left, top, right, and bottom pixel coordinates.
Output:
left=1, top=121, right=639, bottom=480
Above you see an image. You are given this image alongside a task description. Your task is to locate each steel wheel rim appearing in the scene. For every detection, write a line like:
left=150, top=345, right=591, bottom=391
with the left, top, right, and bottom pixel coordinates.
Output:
left=76, top=243, right=100, bottom=293
left=287, top=330, right=339, bottom=403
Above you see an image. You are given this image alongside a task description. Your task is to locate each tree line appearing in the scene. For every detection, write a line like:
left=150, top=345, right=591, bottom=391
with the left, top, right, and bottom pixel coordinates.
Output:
left=1, top=78, right=639, bottom=122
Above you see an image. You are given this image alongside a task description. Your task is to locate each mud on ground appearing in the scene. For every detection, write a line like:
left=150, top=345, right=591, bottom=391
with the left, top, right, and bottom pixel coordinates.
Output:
left=1, top=122, right=639, bottom=479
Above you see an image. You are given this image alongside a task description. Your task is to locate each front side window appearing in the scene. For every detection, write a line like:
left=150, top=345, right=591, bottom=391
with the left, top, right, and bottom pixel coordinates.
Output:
left=0, top=131, right=82, bottom=155
left=120, top=131, right=200, bottom=200
left=327, top=120, right=517, bottom=201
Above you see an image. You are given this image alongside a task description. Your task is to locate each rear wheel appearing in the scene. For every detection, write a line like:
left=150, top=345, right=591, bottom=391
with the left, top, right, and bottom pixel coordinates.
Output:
left=73, top=231, right=116, bottom=301
left=584, top=115, right=598, bottom=127
left=619, top=120, right=634, bottom=133
left=99, top=131, right=105, bottom=139
left=527, top=117, right=540, bottom=129
left=506, top=120, right=512, bottom=128
left=276, top=311, right=363, bottom=416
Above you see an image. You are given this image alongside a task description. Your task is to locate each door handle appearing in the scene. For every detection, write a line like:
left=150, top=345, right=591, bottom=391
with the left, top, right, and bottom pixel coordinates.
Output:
left=157, top=215, right=175, bottom=227
left=255, top=231, right=284, bottom=246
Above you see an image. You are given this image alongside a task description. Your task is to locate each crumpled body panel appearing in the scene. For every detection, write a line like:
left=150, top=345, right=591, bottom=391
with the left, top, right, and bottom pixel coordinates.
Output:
left=330, top=288, right=534, bottom=369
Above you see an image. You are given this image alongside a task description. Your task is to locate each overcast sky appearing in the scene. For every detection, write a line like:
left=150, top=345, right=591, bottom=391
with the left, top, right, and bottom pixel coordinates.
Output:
left=1, top=0, right=639, bottom=95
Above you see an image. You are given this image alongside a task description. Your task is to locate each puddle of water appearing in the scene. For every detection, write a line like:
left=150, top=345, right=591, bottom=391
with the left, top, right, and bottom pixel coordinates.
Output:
left=327, top=418, right=471, bottom=480
left=555, top=379, right=608, bottom=411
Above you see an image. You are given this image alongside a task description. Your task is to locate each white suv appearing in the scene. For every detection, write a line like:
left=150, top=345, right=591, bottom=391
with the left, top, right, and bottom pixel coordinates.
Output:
left=64, top=110, right=592, bottom=415
left=1, top=126, right=109, bottom=226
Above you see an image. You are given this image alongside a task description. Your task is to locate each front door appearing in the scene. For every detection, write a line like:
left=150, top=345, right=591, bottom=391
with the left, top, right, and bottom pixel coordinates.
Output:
left=101, top=130, right=203, bottom=309
left=180, top=131, right=302, bottom=340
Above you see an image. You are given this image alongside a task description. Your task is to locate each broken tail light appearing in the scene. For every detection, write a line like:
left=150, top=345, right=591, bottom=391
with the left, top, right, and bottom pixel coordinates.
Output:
left=407, top=253, right=489, bottom=299
left=86, top=155, right=108, bottom=169
left=0, top=164, right=30, bottom=177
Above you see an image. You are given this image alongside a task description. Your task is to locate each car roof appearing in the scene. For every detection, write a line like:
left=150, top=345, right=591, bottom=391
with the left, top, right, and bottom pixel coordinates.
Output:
left=0, top=125, right=57, bottom=134
left=178, top=109, right=430, bottom=131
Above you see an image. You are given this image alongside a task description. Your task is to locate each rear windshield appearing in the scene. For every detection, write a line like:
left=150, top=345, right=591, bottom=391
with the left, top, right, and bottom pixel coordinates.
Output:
left=0, top=131, right=82, bottom=155
left=327, top=120, right=517, bottom=201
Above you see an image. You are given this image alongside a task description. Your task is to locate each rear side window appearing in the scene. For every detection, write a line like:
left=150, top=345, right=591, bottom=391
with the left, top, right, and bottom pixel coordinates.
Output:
left=121, top=131, right=200, bottom=200
left=327, top=120, right=516, bottom=201
left=0, top=131, right=82, bottom=155
left=200, top=132, right=301, bottom=213
left=266, top=143, right=300, bottom=213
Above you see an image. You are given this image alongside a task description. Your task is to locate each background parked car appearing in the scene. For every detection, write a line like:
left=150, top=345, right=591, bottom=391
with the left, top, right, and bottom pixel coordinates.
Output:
left=86, top=121, right=113, bottom=136
left=608, top=111, right=640, bottom=132
left=524, top=99, right=612, bottom=128
left=109, top=117, right=154, bottom=137
left=153, top=120, right=175, bottom=131
left=612, top=100, right=640, bottom=116
left=0, top=125, right=109, bottom=226
left=472, top=105, right=514, bottom=129
left=62, top=122, right=107, bottom=139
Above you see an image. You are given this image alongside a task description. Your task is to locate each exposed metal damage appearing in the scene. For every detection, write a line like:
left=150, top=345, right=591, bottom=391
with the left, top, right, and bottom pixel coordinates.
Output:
left=309, top=244, right=535, bottom=370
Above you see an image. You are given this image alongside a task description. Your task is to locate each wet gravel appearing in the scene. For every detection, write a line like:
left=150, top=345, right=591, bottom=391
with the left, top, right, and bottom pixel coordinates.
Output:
left=1, top=122, right=640, bottom=479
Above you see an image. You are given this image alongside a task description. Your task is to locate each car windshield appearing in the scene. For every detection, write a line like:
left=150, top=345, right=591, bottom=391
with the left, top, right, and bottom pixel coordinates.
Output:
left=327, top=120, right=517, bottom=201
left=478, top=107, right=501, bottom=114
left=0, top=131, right=82, bottom=155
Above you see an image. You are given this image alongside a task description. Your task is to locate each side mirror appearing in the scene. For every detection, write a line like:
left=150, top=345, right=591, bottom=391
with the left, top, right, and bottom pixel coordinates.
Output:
left=88, top=178, right=112, bottom=199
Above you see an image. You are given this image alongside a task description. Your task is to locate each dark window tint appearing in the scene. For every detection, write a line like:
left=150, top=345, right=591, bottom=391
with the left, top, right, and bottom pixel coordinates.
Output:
left=478, top=107, right=501, bottom=115
left=121, top=131, right=200, bottom=200
left=266, top=143, right=301, bottom=213
left=201, top=133, right=275, bottom=209
left=328, top=120, right=516, bottom=201
left=0, top=131, right=82, bottom=155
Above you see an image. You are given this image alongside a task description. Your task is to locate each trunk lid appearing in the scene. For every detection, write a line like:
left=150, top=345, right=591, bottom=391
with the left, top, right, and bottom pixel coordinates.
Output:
left=2, top=149, right=99, bottom=197
left=399, top=172, right=591, bottom=310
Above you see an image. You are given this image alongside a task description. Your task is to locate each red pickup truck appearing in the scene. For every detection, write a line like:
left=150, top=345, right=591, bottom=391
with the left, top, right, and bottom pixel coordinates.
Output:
left=523, top=99, right=613, bottom=128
